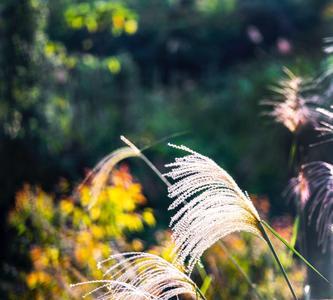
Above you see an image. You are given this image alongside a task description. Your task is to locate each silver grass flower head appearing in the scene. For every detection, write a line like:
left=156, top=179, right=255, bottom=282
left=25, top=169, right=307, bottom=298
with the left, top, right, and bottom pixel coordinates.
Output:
left=71, top=252, right=202, bottom=300
left=301, top=162, right=333, bottom=251
left=262, top=68, right=318, bottom=132
left=78, top=146, right=140, bottom=209
left=316, top=107, right=333, bottom=144
left=286, top=166, right=311, bottom=209
left=165, top=144, right=262, bottom=273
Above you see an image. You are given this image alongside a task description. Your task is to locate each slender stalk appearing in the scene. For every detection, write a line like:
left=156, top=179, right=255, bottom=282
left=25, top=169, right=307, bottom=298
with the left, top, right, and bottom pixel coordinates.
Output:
left=288, top=136, right=306, bottom=257
left=218, top=241, right=264, bottom=300
left=288, top=134, right=309, bottom=290
left=120, top=135, right=171, bottom=187
left=258, top=221, right=298, bottom=300
left=139, top=131, right=189, bottom=152
left=300, top=204, right=308, bottom=259
left=196, top=263, right=212, bottom=294
left=288, top=137, right=297, bottom=170
left=195, top=284, right=208, bottom=300
left=290, top=215, right=299, bottom=249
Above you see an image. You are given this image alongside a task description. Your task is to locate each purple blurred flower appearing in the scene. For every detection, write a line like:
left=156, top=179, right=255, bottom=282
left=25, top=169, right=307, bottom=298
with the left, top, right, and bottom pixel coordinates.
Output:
left=277, top=37, right=292, bottom=55
left=247, top=25, right=263, bottom=44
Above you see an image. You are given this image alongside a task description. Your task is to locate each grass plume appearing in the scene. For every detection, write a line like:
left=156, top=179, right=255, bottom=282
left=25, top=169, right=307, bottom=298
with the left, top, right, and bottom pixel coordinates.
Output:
left=71, top=252, right=206, bottom=300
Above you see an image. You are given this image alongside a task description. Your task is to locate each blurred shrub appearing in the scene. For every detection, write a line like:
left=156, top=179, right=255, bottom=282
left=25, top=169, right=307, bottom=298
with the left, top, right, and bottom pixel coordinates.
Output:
left=65, top=1, right=138, bottom=35
left=9, top=165, right=155, bottom=299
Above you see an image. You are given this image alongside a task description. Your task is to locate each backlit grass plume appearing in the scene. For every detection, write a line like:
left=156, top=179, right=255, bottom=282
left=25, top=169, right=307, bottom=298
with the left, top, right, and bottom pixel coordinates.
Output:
left=262, top=68, right=317, bottom=132
left=285, top=165, right=311, bottom=209
left=71, top=252, right=205, bottom=300
left=295, top=162, right=333, bottom=250
left=79, top=146, right=140, bottom=209
left=316, top=107, right=333, bottom=144
left=165, top=144, right=263, bottom=274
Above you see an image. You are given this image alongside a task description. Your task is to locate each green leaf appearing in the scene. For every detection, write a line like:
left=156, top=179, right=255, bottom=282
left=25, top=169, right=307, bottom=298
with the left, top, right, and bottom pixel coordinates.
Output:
left=290, top=215, right=299, bottom=249
left=200, top=275, right=212, bottom=296
left=195, top=259, right=211, bottom=298
left=261, top=219, right=332, bottom=286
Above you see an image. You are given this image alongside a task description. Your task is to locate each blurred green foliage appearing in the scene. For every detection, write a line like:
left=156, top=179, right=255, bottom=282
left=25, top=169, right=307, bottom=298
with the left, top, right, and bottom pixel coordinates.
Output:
left=1, top=0, right=333, bottom=298
left=65, top=1, right=138, bottom=35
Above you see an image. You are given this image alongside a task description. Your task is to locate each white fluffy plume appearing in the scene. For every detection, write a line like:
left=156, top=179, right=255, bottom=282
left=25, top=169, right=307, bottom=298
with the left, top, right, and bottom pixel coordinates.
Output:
left=165, top=144, right=262, bottom=273
left=71, top=252, right=203, bottom=300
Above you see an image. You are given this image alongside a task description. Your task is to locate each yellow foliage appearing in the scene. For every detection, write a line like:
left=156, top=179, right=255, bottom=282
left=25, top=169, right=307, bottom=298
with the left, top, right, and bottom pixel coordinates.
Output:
left=70, top=16, right=84, bottom=29
left=26, top=271, right=52, bottom=288
left=89, top=206, right=101, bottom=220
left=60, top=199, right=74, bottom=215
left=91, top=224, right=104, bottom=239
left=131, top=239, right=144, bottom=251
left=142, top=208, right=156, bottom=226
left=44, top=43, right=56, bottom=57
left=112, top=14, right=125, bottom=29
left=124, top=19, right=138, bottom=34
left=86, top=16, right=98, bottom=32
left=106, top=57, right=121, bottom=74
left=79, top=185, right=91, bottom=207
left=9, top=164, right=155, bottom=299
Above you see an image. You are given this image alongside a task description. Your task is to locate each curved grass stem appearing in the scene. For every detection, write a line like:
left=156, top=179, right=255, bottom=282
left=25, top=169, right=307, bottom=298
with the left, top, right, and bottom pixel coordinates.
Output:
left=121, top=135, right=172, bottom=187
left=195, top=285, right=208, bottom=300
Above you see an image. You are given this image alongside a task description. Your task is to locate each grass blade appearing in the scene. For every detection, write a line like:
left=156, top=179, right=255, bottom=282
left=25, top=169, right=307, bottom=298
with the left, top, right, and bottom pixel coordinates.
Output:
left=121, top=135, right=171, bottom=187
left=200, top=275, right=212, bottom=296
left=261, top=219, right=332, bottom=286
left=291, top=215, right=299, bottom=249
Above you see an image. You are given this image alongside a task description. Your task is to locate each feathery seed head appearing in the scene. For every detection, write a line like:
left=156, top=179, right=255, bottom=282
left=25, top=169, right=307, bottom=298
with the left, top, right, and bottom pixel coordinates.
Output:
left=165, top=144, right=262, bottom=273
left=79, top=146, right=140, bottom=209
left=301, top=162, right=333, bottom=251
left=286, top=167, right=311, bottom=208
left=71, top=252, right=202, bottom=300
left=316, top=107, right=333, bottom=142
left=262, top=68, right=317, bottom=132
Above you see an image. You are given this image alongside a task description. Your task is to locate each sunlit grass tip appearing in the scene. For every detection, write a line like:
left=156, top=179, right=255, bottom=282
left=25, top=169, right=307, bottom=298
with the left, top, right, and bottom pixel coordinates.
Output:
left=285, top=165, right=311, bottom=209
left=78, top=146, right=140, bottom=209
left=314, top=107, right=333, bottom=145
left=71, top=252, right=206, bottom=300
left=261, top=67, right=318, bottom=132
